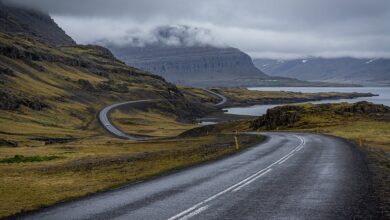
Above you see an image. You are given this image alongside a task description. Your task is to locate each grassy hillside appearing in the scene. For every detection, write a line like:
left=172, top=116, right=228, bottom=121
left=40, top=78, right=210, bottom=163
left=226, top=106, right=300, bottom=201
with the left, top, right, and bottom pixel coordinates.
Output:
left=0, top=32, right=266, bottom=217
left=0, top=32, right=215, bottom=147
left=180, top=86, right=221, bottom=105
left=0, top=21, right=384, bottom=218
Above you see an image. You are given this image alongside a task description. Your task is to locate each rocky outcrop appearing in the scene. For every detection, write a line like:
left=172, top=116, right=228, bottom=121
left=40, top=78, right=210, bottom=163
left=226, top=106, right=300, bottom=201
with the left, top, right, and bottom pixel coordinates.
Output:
left=0, top=139, right=17, bottom=147
left=0, top=1, right=76, bottom=46
left=29, top=137, right=76, bottom=145
left=0, top=90, right=49, bottom=110
left=251, top=105, right=304, bottom=130
left=0, top=66, right=14, bottom=76
left=251, top=101, right=390, bottom=130
left=109, top=45, right=269, bottom=87
left=77, top=79, right=96, bottom=92
left=335, top=101, right=390, bottom=115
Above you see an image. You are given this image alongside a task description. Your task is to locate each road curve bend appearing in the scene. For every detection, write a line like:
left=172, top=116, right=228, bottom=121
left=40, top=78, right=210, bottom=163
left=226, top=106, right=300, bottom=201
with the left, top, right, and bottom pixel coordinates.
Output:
left=98, top=99, right=154, bottom=140
left=19, top=132, right=375, bottom=219
left=201, top=88, right=227, bottom=106
left=98, top=89, right=227, bottom=140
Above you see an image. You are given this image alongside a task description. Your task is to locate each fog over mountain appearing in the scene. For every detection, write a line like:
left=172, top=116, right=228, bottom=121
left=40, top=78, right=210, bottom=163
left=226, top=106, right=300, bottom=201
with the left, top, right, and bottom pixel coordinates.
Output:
left=100, top=25, right=268, bottom=87
left=4, top=0, right=390, bottom=59
left=95, top=25, right=224, bottom=48
left=3, top=0, right=388, bottom=86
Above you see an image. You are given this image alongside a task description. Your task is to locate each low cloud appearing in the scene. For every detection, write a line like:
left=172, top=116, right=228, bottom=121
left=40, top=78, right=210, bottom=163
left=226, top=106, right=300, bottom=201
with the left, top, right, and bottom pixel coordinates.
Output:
left=5, top=0, right=390, bottom=59
left=94, top=25, right=224, bottom=48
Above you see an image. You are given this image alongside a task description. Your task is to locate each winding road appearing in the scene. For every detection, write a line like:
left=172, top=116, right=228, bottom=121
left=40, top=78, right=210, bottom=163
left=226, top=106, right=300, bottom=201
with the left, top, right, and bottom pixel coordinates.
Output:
left=19, top=133, right=373, bottom=219
left=98, top=89, right=227, bottom=140
left=18, top=90, right=375, bottom=219
left=98, top=99, right=154, bottom=140
left=201, top=88, right=227, bottom=107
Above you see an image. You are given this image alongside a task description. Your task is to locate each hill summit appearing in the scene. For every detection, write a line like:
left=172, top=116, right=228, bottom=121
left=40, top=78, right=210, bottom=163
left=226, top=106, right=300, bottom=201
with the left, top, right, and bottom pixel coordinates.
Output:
left=0, top=1, right=75, bottom=46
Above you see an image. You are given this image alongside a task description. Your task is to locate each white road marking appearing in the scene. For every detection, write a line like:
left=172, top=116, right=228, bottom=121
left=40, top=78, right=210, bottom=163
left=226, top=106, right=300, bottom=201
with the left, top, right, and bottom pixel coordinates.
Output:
left=277, top=135, right=305, bottom=164
left=232, top=169, right=272, bottom=192
left=295, top=146, right=303, bottom=152
left=167, top=135, right=306, bottom=220
left=177, top=205, right=209, bottom=220
left=278, top=153, right=295, bottom=164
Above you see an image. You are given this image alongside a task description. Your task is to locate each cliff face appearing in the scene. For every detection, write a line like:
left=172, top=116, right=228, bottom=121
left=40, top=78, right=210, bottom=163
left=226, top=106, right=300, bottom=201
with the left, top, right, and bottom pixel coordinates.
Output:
left=254, top=57, right=390, bottom=86
left=0, top=1, right=76, bottom=46
left=110, top=45, right=269, bottom=87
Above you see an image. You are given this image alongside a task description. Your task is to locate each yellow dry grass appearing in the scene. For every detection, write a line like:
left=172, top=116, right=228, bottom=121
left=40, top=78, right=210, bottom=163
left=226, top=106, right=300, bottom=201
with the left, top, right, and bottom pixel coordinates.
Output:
left=212, top=87, right=373, bottom=107
left=0, top=133, right=263, bottom=218
left=110, top=109, right=199, bottom=137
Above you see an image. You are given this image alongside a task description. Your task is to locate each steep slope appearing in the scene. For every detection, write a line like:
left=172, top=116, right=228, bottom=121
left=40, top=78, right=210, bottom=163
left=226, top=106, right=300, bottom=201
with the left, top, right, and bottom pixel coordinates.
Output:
left=254, top=57, right=390, bottom=86
left=0, top=32, right=215, bottom=146
left=110, top=45, right=269, bottom=87
left=0, top=3, right=220, bottom=146
left=0, top=1, right=75, bottom=46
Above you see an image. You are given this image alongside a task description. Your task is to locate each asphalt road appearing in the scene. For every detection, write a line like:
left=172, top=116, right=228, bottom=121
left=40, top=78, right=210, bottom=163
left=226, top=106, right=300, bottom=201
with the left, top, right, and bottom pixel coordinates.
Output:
left=98, top=99, right=154, bottom=140
left=201, top=89, right=228, bottom=106
left=98, top=90, right=228, bottom=140
left=18, top=132, right=374, bottom=220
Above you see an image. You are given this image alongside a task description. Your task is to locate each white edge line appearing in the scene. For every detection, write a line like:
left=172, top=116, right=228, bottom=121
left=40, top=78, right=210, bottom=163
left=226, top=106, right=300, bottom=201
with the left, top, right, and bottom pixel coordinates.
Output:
left=167, top=135, right=305, bottom=220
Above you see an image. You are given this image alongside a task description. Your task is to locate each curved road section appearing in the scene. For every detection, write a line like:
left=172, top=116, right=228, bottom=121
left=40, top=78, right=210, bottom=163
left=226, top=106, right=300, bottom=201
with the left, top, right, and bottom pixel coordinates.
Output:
left=98, top=100, right=153, bottom=140
left=98, top=90, right=227, bottom=140
left=20, top=133, right=373, bottom=219
left=201, top=89, right=227, bottom=106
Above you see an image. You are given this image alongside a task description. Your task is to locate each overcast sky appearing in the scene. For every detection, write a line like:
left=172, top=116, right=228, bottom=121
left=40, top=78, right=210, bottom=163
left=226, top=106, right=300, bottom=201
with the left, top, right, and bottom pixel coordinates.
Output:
left=6, top=0, right=390, bottom=59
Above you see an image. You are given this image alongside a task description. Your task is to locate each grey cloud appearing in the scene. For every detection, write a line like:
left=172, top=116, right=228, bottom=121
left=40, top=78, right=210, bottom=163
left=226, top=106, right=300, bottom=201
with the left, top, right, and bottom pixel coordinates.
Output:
left=100, top=25, right=224, bottom=47
left=4, top=0, right=390, bottom=59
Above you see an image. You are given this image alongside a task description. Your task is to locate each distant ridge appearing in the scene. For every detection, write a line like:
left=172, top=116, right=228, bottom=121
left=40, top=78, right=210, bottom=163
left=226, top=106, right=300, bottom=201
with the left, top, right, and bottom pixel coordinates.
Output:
left=104, top=25, right=360, bottom=87
left=110, top=45, right=270, bottom=87
left=254, top=57, right=390, bottom=86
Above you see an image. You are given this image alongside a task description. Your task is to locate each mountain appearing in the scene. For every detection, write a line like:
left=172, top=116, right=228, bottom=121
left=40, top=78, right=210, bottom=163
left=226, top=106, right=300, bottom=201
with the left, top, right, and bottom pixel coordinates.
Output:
left=0, top=4, right=216, bottom=147
left=0, top=1, right=75, bottom=46
left=104, top=25, right=359, bottom=87
left=253, top=57, right=390, bottom=86
left=109, top=45, right=270, bottom=87
left=99, top=25, right=275, bottom=87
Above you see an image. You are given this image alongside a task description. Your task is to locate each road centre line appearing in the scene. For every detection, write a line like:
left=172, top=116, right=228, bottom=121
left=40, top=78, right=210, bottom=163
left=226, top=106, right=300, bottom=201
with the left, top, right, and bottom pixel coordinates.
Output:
left=232, top=169, right=272, bottom=192
left=167, top=135, right=305, bottom=220
left=177, top=205, right=210, bottom=220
